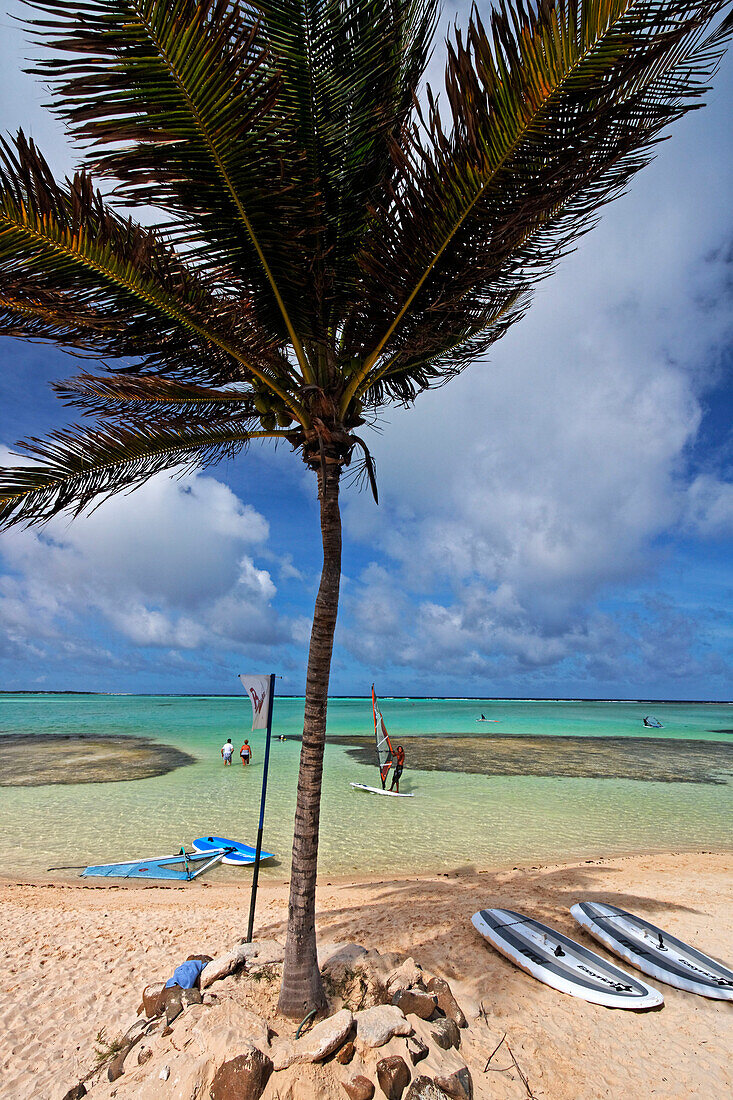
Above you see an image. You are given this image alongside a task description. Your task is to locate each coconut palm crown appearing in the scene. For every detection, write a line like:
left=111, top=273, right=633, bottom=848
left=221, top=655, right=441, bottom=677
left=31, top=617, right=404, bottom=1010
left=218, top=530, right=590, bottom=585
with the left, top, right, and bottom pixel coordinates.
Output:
left=1, top=0, right=731, bottom=1014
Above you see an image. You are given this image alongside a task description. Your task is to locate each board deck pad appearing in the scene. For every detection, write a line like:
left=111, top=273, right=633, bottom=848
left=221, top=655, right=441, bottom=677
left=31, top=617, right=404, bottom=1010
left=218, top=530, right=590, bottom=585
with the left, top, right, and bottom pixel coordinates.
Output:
left=350, top=782, right=414, bottom=797
left=472, top=908, right=663, bottom=1009
left=572, top=902, right=733, bottom=1000
left=192, top=836, right=274, bottom=865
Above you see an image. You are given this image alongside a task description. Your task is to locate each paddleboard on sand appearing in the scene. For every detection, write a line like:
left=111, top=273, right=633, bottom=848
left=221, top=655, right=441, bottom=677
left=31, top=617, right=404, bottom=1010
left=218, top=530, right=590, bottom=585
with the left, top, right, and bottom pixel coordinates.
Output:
left=472, top=908, right=663, bottom=1009
left=192, top=836, right=274, bottom=865
left=572, top=902, right=733, bottom=1000
left=349, top=782, right=414, bottom=797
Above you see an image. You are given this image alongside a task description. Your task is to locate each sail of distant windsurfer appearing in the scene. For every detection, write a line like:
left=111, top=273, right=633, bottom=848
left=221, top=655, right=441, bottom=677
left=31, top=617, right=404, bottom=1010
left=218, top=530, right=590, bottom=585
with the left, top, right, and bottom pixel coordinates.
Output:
left=372, top=685, right=394, bottom=788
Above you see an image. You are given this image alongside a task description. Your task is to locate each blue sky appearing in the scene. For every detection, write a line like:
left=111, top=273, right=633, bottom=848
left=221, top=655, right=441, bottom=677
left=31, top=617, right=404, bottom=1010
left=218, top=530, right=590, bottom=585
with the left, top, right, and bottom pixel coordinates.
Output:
left=0, top=2, right=731, bottom=699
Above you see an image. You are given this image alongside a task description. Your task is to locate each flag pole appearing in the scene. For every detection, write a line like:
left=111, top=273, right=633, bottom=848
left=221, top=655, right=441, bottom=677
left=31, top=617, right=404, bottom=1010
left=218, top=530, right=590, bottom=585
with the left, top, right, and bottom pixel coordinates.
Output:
left=245, top=672, right=276, bottom=943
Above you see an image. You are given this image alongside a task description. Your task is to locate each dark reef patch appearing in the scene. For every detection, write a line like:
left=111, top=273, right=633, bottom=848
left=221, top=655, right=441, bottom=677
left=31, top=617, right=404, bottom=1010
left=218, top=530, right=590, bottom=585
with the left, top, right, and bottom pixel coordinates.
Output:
left=327, top=733, right=733, bottom=785
left=0, top=733, right=194, bottom=786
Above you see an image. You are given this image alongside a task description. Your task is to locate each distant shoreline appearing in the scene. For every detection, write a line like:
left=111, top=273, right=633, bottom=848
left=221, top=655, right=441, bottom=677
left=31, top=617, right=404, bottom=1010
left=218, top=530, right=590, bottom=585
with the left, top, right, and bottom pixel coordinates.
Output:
left=1, top=691, right=731, bottom=703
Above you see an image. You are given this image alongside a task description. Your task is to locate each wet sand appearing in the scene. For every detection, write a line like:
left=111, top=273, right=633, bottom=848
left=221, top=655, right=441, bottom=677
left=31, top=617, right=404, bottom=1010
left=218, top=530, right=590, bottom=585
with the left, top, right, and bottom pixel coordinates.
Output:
left=0, top=734, right=194, bottom=786
left=329, top=732, right=733, bottom=783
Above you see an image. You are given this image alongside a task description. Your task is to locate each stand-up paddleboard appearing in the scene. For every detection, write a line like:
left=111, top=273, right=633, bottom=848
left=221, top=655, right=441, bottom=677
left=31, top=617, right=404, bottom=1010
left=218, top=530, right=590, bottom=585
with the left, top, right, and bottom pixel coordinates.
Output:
left=192, top=836, right=274, bottom=866
left=472, top=908, right=663, bottom=1009
left=349, top=782, right=414, bottom=797
left=572, top=902, right=733, bottom=1000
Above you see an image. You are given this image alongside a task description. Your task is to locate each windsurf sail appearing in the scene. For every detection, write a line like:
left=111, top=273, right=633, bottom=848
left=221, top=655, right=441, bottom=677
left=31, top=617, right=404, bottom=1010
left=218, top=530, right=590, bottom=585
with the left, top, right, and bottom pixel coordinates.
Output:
left=643, top=716, right=663, bottom=728
left=82, top=847, right=229, bottom=881
left=372, top=685, right=394, bottom=788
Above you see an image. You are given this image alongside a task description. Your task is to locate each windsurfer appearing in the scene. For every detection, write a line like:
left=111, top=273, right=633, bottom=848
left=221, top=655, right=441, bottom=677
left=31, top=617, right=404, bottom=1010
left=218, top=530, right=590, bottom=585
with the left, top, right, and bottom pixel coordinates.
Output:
left=389, top=745, right=405, bottom=792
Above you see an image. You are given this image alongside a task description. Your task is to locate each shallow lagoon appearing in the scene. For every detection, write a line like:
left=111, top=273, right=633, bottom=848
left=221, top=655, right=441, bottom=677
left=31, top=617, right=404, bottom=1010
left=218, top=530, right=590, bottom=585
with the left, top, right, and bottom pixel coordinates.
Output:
left=0, top=694, right=731, bottom=879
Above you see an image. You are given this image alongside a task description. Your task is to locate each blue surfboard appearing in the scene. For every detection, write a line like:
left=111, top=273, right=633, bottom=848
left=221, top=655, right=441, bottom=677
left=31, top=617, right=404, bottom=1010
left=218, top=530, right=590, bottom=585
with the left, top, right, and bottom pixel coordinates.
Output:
left=192, top=836, right=274, bottom=866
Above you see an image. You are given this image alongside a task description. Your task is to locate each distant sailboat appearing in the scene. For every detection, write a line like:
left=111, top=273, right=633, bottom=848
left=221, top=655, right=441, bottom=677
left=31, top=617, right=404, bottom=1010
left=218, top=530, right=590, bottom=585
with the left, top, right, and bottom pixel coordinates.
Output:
left=643, top=716, right=664, bottom=729
left=350, top=686, right=414, bottom=797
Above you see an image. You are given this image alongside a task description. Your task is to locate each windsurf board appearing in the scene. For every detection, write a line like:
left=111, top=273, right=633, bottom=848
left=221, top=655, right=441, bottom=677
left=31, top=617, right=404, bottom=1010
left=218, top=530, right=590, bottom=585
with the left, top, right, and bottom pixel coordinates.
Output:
left=192, top=836, right=274, bottom=865
left=349, top=782, right=414, bottom=797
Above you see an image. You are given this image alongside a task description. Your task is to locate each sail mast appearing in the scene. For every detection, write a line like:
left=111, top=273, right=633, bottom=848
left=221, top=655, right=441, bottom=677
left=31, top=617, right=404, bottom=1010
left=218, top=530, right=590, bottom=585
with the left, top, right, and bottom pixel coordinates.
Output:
left=372, top=684, right=394, bottom=788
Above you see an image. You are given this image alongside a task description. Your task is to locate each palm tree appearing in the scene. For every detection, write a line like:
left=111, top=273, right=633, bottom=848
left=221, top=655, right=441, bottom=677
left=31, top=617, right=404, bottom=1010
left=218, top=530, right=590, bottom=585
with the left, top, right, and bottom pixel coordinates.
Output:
left=0, top=0, right=730, bottom=1015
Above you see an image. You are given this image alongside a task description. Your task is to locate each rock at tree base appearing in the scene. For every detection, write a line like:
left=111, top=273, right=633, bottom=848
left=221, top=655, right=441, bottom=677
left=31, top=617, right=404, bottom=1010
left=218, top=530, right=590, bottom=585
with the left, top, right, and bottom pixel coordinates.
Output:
left=336, top=1040, right=356, bottom=1064
left=141, top=981, right=167, bottom=1017
left=376, top=1056, right=411, bottom=1100
left=356, top=1005, right=412, bottom=1048
left=270, top=1008, right=353, bottom=1069
left=434, top=1067, right=473, bottom=1100
left=404, top=1078, right=446, bottom=1100
left=406, top=1036, right=429, bottom=1065
left=424, top=978, right=467, bottom=1028
left=386, top=959, right=424, bottom=996
left=342, top=1075, right=376, bottom=1100
left=391, top=988, right=437, bottom=1020
left=61, top=1085, right=87, bottom=1100
left=210, top=1048, right=273, bottom=1100
left=429, top=1018, right=460, bottom=1050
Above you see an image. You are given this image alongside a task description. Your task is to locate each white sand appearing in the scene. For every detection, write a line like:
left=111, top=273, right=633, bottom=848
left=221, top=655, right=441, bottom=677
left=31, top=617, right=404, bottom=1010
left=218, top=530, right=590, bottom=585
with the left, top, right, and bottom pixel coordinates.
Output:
left=0, top=850, right=730, bottom=1099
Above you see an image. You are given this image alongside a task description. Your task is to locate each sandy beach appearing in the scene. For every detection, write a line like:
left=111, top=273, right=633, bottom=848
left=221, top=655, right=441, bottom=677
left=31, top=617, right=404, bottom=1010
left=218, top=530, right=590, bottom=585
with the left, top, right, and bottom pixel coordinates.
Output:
left=1, top=849, right=731, bottom=1099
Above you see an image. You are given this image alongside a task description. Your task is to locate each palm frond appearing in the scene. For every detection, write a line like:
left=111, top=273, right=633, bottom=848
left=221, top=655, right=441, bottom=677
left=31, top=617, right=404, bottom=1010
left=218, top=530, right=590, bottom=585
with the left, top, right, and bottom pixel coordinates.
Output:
left=0, top=132, right=304, bottom=418
left=53, top=373, right=267, bottom=423
left=340, top=0, right=733, bottom=412
left=0, top=417, right=284, bottom=529
left=23, top=0, right=315, bottom=369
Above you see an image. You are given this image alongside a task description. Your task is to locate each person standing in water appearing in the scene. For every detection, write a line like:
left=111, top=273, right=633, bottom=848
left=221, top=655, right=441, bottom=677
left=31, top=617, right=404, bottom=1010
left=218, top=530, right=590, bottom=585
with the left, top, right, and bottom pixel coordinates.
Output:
left=389, top=745, right=405, bottom=792
left=240, top=739, right=252, bottom=766
left=221, top=738, right=234, bottom=765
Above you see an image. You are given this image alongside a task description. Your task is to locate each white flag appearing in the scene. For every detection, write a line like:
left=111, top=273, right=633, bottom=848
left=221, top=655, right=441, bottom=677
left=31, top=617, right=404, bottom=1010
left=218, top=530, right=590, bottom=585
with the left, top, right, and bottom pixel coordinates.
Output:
left=239, top=674, right=272, bottom=730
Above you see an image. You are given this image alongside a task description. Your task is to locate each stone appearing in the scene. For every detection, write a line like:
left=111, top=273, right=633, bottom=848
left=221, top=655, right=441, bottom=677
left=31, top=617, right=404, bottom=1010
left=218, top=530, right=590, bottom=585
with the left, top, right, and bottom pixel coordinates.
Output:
left=141, top=981, right=167, bottom=1017
left=429, top=1018, right=460, bottom=1051
left=210, top=1048, right=274, bottom=1100
left=271, top=1009, right=353, bottom=1068
left=137, top=1046, right=153, bottom=1066
left=404, top=1078, right=446, bottom=1100
left=424, top=978, right=467, bottom=1029
left=386, top=959, right=423, bottom=996
left=319, top=942, right=369, bottom=971
left=164, top=984, right=185, bottom=1023
left=356, top=1005, right=412, bottom=1048
left=406, top=1036, right=428, bottom=1065
left=186, top=953, right=214, bottom=966
left=336, top=1040, right=356, bottom=1064
left=107, top=1050, right=126, bottom=1083
left=391, top=988, right=437, bottom=1020
left=376, top=1056, right=410, bottom=1100
left=434, top=1068, right=473, bottom=1100
left=61, top=1084, right=87, bottom=1100
left=200, top=943, right=251, bottom=989
left=235, top=938, right=286, bottom=966
left=342, top=1075, right=375, bottom=1100
left=159, top=1065, right=170, bottom=1081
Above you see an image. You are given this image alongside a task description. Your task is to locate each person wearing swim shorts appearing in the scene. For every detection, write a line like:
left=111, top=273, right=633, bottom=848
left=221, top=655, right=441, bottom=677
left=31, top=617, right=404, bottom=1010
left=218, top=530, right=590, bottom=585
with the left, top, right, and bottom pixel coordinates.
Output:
left=221, top=738, right=234, bottom=765
left=389, top=745, right=405, bottom=792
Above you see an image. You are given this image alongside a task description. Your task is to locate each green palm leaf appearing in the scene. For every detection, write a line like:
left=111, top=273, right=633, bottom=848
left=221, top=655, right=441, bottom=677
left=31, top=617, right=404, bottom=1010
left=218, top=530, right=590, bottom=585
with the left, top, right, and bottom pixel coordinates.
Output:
left=341, top=0, right=733, bottom=412
left=0, top=417, right=286, bottom=528
left=24, top=0, right=315, bottom=371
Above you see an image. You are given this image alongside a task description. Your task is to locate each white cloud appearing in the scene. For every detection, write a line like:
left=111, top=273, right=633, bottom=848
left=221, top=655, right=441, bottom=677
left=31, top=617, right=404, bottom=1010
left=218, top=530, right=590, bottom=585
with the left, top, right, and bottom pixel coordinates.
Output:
left=0, top=463, right=298, bottom=656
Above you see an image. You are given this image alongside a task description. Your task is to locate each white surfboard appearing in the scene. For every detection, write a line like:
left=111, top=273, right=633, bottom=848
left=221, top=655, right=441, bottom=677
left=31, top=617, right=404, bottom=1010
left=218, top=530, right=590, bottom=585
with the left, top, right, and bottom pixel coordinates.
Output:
left=472, top=908, right=663, bottom=1009
left=349, top=782, right=414, bottom=798
left=572, top=902, right=733, bottom=1001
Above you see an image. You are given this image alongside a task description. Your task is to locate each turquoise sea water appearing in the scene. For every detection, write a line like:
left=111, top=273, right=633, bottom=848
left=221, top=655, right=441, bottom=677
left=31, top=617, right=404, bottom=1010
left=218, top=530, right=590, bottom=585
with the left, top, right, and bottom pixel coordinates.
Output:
left=1, top=695, right=731, bottom=880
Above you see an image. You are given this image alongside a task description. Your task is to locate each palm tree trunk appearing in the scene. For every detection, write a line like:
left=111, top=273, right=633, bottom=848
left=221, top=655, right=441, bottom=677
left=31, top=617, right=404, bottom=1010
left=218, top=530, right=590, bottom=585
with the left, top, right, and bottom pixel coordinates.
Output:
left=277, top=454, right=342, bottom=1017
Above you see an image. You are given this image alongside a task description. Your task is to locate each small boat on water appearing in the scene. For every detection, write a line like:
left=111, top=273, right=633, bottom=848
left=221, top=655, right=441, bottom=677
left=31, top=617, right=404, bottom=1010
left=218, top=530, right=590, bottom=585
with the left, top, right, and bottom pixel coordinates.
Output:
left=643, top=715, right=664, bottom=728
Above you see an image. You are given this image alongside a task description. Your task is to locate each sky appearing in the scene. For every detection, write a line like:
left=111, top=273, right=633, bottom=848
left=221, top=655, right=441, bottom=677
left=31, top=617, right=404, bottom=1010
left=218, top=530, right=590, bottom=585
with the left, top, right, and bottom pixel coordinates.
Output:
left=0, top=2, right=731, bottom=699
